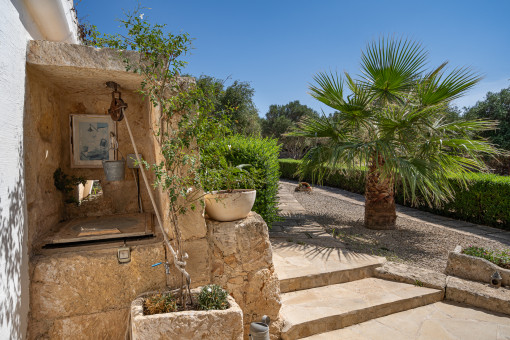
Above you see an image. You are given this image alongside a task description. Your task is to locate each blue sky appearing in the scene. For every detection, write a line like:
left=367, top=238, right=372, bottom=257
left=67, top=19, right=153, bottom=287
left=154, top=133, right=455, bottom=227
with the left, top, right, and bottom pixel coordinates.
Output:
left=78, top=0, right=510, bottom=117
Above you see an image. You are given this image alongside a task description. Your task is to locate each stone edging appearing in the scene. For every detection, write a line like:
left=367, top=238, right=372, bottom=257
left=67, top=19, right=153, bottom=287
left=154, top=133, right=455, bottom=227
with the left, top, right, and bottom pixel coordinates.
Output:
left=375, top=261, right=510, bottom=316
left=445, top=245, right=510, bottom=286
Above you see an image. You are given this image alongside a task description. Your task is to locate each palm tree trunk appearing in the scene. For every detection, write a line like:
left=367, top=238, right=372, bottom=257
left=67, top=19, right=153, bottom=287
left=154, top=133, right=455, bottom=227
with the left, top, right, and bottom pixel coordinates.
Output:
left=364, top=155, right=396, bottom=229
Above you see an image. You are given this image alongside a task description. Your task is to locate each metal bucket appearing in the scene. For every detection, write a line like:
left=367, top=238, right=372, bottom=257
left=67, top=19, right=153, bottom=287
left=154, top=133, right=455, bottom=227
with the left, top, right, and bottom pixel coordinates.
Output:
left=102, top=159, right=126, bottom=181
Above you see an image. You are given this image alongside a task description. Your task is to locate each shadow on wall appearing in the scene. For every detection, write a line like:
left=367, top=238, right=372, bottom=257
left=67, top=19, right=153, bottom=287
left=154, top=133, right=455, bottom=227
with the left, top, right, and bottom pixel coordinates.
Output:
left=0, top=141, right=27, bottom=339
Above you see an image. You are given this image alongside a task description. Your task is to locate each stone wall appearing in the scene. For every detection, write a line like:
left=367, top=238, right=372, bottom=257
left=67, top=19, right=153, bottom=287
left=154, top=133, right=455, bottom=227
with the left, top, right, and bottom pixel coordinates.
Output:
left=24, top=42, right=280, bottom=339
left=208, top=212, right=282, bottom=339
left=28, top=241, right=167, bottom=339
left=28, top=212, right=281, bottom=339
left=24, top=41, right=206, bottom=250
left=24, top=65, right=163, bottom=250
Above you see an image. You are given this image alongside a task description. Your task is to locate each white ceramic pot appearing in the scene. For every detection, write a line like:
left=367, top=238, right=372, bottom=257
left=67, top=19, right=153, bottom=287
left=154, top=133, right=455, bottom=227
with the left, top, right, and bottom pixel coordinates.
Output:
left=204, top=189, right=256, bottom=222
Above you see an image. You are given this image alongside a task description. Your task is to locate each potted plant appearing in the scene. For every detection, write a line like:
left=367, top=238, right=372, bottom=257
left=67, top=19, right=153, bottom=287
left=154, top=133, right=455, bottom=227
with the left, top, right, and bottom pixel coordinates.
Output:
left=202, top=160, right=259, bottom=222
left=53, top=168, right=87, bottom=204
left=131, top=284, right=243, bottom=339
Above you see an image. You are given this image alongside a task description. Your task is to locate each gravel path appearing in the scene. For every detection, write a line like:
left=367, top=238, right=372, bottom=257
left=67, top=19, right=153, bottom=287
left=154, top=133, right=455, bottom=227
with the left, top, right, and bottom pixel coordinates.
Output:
left=285, top=182, right=509, bottom=272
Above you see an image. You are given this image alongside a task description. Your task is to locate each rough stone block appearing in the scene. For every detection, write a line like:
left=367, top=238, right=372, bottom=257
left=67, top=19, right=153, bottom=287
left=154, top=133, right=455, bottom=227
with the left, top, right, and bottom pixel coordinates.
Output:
left=445, top=276, right=510, bottom=315
left=207, top=212, right=282, bottom=340
left=166, top=238, right=211, bottom=289
left=48, top=308, right=129, bottom=340
left=375, top=261, right=447, bottom=294
left=445, top=245, right=510, bottom=286
left=30, top=243, right=167, bottom=320
left=131, top=292, right=243, bottom=340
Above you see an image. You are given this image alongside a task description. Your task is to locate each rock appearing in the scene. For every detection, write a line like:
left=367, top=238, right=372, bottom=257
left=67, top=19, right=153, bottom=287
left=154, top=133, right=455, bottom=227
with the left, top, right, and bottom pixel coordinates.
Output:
left=166, top=238, right=211, bottom=289
left=28, top=242, right=167, bottom=338
left=446, top=276, right=510, bottom=315
left=48, top=308, right=129, bottom=340
left=375, top=261, right=447, bottom=294
left=131, top=291, right=243, bottom=340
left=207, top=212, right=282, bottom=339
left=445, top=245, right=510, bottom=286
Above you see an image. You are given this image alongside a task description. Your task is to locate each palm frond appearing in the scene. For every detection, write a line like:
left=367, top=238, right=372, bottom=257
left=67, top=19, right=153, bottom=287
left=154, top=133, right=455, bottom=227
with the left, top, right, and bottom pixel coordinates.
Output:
left=308, top=72, right=346, bottom=109
left=418, top=66, right=482, bottom=106
left=359, top=36, right=428, bottom=103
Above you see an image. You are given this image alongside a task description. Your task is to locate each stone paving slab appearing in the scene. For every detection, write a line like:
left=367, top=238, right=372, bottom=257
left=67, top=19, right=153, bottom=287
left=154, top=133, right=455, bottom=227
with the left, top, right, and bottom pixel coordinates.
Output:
left=272, top=240, right=385, bottom=293
left=445, top=276, right=510, bottom=315
left=302, top=301, right=510, bottom=340
left=280, top=277, right=443, bottom=339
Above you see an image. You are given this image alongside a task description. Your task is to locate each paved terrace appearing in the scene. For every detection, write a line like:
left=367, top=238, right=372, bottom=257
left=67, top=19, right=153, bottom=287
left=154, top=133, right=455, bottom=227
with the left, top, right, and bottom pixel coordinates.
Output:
left=270, top=180, right=510, bottom=339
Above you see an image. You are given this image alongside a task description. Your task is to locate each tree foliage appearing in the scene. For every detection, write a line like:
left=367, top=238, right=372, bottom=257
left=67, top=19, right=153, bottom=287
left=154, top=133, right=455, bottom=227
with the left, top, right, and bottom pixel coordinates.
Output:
left=464, top=85, right=510, bottom=150
left=196, top=75, right=261, bottom=136
left=261, top=100, right=318, bottom=138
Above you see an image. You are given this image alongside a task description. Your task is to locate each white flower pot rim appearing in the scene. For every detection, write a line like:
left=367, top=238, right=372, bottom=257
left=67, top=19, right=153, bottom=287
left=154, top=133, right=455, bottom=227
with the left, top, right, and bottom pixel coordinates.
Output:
left=204, top=189, right=257, bottom=222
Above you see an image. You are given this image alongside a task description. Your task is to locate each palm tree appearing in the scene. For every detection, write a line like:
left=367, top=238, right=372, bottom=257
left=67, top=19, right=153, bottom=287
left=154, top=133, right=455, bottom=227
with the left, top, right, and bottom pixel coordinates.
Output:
left=292, top=37, right=500, bottom=230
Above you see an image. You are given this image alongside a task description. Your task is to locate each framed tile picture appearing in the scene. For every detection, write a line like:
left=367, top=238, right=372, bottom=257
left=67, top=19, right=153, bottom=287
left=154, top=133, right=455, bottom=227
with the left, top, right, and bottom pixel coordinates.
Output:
left=70, top=114, right=116, bottom=168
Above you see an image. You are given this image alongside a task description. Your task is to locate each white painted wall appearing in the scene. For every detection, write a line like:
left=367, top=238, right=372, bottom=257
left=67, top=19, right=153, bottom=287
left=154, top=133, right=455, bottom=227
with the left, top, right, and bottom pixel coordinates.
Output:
left=0, top=0, right=78, bottom=338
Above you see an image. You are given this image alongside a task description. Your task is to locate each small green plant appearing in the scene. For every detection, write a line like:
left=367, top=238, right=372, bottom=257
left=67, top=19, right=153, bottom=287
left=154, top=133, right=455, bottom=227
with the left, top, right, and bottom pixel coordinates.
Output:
left=202, top=160, right=259, bottom=193
left=143, top=292, right=178, bottom=315
left=197, top=284, right=229, bottom=311
left=462, top=246, right=510, bottom=269
left=414, top=280, right=424, bottom=287
left=53, top=168, right=87, bottom=204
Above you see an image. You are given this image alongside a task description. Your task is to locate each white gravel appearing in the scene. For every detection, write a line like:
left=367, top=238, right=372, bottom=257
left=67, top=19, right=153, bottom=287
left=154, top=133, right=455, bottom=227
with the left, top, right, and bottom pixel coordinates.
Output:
left=287, top=183, right=509, bottom=272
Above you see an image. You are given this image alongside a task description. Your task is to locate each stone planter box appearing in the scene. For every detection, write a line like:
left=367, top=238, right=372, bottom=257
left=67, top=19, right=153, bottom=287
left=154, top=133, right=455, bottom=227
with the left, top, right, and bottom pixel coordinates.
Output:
left=445, top=245, right=510, bottom=286
left=131, top=289, right=244, bottom=340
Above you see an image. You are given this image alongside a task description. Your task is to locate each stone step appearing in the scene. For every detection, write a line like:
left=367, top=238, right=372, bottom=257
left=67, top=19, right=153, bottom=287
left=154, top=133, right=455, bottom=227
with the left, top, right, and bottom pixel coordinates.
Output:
left=280, top=277, right=443, bottom=339
left=301, top=301, right=510, bottom=339
left=272, top=241, right=385, bottom=293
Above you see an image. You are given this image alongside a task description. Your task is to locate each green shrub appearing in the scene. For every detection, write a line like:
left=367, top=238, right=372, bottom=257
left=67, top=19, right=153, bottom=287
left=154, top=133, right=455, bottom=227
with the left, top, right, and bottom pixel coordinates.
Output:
left=462, top=246, right=510, bottom=269
left=203, top=135, right=281, bottom=227
left=279, top=159, right=365, bottom=194
left=197, top=284, right=229, bottom=310
left=279, top=159, right=510, bottom=229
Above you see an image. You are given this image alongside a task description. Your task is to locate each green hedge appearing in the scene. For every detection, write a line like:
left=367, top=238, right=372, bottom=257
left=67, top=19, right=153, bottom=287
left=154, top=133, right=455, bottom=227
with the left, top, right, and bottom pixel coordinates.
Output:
left=279, top=158, right=510, bottom=230
left=212, top=136, right=281, bottom=227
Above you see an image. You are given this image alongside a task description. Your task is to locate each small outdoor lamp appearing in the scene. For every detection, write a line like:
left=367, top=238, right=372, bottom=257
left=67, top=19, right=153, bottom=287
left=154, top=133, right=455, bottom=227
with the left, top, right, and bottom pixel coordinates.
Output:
left=491, top=271, right=502, bottom=288
left=117, top=241, right=131, bottom=264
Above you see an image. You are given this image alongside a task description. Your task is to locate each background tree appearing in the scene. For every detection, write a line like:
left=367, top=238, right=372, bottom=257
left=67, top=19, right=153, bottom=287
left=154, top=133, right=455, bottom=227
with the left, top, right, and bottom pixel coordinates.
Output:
left=292, top=37, right=500, bottom=230
left=464, top=85, right=510, bottom=150
left=196, top=75, right=261, bottom=136
left=261, top=100, right=318, bottom=138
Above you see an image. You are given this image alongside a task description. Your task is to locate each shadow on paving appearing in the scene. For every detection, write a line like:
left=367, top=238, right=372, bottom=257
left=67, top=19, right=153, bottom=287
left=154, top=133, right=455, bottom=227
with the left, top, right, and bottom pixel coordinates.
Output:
left=273, top=209, right=440, bottom=267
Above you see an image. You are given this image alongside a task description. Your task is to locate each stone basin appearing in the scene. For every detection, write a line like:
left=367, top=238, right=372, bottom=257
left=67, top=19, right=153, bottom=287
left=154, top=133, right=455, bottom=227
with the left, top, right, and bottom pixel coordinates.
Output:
left=131, top=289, right=244, bottom=340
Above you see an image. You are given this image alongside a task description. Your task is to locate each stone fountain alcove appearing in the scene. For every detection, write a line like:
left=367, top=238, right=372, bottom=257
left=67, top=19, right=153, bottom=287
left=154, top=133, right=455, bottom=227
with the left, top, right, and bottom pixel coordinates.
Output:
left=23, top=40, right=209, bottom=339
left=23, top=41, right=280, bottom=340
